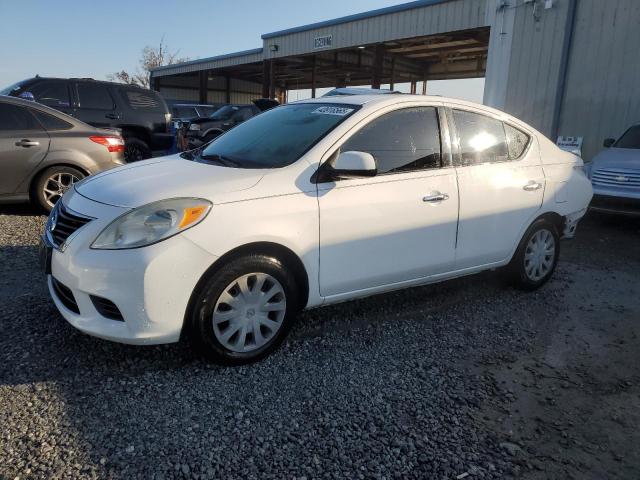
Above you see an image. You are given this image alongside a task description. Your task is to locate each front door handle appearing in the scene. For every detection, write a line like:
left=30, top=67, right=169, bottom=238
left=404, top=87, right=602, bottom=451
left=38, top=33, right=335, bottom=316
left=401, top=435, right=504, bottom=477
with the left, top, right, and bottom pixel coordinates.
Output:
left=423, top=192, right=449, bottom=202
left=105, top=113, right=120, bottom=120
left=523, top=181, right=543, bottom=191
left=15, top=139, right=40, bottom=148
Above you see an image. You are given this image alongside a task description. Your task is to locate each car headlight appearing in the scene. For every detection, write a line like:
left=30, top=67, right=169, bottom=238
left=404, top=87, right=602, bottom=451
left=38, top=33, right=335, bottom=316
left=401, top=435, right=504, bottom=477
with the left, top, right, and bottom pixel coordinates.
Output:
left=189, top=123, right=201, bottom=131
left=91, top=198, right=212, bottom=250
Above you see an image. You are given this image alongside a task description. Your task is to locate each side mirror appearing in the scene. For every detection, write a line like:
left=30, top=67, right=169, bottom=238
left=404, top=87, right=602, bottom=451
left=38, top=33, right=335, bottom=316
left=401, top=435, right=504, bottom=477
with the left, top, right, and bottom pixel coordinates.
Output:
left=317, top=151, right=377, bottom=182
left=603, top=138, right=615, bottom=148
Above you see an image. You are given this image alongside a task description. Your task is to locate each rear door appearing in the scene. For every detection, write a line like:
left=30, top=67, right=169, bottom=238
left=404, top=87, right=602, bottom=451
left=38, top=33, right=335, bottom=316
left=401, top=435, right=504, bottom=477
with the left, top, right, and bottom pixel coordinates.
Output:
left=0, top=102, right=50, bottom=195
left=74, top=82, right=119, bottom=128
left=318, top=104, right=459, bottom=297
left=450, top=107, right=544, bottom=268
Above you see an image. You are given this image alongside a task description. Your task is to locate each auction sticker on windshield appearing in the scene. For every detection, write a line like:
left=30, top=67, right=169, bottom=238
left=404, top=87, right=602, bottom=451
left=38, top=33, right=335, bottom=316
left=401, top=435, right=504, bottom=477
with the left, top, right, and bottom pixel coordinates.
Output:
left=312, top=106, right=354, bottom=116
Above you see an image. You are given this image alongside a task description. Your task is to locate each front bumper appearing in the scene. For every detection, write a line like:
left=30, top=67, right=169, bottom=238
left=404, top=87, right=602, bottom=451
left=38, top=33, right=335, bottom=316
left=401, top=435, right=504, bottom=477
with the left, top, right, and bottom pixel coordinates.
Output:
left=47, top=193, right=218, bottom=345
left=589, top=194, right=640, bottom=216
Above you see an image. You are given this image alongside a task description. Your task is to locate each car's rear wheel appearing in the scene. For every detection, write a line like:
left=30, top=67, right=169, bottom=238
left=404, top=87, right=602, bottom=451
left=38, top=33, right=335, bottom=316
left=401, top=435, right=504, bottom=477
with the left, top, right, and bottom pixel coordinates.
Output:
left=188, top=255, right=300, bottom=365
left=34, top=166, right=85, bottom=212
left=124, top=137, right=151, bottom=162
left=508, top=218, right=560, bottom=290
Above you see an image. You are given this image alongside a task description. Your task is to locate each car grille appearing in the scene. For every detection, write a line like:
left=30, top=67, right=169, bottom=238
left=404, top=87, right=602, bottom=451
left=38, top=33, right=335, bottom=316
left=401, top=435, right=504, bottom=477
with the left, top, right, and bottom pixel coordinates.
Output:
left=50, top=203, right=92, bottom=248
left=51, top=277, right=80, bottom=314
left=90, top=295, right=124, bottom=321
left=591, top=168, right=640, bottom=188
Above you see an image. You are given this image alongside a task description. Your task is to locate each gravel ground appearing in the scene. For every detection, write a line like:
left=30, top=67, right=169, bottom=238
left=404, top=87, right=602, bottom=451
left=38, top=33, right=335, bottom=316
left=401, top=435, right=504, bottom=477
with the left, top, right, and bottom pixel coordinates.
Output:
left=0, top=204, right=639, bottom=480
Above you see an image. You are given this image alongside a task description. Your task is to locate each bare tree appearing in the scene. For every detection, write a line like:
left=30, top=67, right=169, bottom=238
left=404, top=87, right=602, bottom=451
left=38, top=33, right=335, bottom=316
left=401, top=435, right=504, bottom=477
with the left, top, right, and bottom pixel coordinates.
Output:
left=108, top=37, right=189, bottom=88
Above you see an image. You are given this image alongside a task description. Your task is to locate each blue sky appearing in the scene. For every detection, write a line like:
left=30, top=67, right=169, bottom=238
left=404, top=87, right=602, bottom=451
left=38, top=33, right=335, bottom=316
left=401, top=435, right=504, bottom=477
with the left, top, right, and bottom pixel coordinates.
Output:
left=0, top=0, right=484, bottom=102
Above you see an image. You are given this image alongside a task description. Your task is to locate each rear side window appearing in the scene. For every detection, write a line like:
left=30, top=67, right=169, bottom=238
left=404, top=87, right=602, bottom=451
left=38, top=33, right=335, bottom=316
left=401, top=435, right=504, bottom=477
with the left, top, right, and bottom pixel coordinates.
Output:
left=173, top=106, right=198, bottom=118
left=340, top=106, right=442, bottom=174
left=453, top=109, right=508, bottom=165
left=123, top=89, right=163, bottom=110
left=0, top=103, right=43, bottom=131
left=28, top=81, right=71, bottom=108
left=505, top=123, right=530, bottom=159
left=32, top=110, right=73, bottom=130
left=77, top=83, right=115, bottom=110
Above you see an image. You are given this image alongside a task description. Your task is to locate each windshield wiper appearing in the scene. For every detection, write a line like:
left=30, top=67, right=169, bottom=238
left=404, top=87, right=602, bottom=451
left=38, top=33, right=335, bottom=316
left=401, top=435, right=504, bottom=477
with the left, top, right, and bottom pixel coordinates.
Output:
left=199, top=153, right=241, bottom=167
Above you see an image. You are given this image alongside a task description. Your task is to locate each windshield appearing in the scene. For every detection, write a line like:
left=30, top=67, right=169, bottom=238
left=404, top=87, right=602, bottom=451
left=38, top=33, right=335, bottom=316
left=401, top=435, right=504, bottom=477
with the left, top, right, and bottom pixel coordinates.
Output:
left=0, top=80, right=29, bottom=96
left=195, top=103, right=358, bottom=168
left=210, top=105, right=240, bottom=120
left=615, top=126, right=640, bottom=149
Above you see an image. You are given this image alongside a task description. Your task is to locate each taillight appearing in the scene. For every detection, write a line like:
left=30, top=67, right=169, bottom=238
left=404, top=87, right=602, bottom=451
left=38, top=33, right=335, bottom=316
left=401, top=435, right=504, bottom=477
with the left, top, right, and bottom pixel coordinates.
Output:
left=164, top=113, right=172, bottom=132
left=90, top=136, right=125, bottom=153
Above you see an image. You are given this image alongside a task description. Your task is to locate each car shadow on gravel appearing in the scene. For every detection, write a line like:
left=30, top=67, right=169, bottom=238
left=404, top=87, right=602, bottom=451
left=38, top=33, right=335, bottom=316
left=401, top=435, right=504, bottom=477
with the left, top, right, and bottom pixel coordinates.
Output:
left=0, top=204, right=44, bottom=217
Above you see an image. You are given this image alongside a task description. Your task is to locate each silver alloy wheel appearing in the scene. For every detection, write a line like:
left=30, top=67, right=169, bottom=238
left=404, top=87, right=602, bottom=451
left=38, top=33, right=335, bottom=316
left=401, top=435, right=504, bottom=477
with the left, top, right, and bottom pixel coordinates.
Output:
left=524, top=228, right=556, bottom=281
left=212, top=272, right=287, bottom=353
left=43, top=172, right=80, bottom=208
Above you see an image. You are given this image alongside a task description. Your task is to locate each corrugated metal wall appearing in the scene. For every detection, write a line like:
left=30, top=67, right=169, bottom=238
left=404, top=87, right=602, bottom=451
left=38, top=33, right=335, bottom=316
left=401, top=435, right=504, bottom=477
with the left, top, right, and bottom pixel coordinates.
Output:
left=263, top=0, right=488, bottom=57
left=158, top=75, right=262, bottom=104
left=558, top=0, right=640, bottom=160
left=501, top=0, right=571, bottom=138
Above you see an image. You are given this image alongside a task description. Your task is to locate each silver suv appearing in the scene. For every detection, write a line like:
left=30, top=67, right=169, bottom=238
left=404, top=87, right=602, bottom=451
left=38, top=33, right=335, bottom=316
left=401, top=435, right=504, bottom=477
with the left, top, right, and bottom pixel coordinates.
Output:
left=0, top=96, right=125, bottom=212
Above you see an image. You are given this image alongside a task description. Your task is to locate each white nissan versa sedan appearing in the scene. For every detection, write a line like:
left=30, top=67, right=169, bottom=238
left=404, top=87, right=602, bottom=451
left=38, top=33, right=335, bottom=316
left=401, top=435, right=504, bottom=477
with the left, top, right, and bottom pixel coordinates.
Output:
left=40, top=95, right=592, bottom=364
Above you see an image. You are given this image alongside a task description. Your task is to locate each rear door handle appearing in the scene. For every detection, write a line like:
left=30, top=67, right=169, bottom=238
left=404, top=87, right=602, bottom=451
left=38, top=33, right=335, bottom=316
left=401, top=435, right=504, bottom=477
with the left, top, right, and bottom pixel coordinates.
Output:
left=15, top=139, right=40, bottom=148
left=523, top=181, right=543, bottom=191
left=423, top=192, right=449, bottom=202
left=105, top=113, right=120, bottom=120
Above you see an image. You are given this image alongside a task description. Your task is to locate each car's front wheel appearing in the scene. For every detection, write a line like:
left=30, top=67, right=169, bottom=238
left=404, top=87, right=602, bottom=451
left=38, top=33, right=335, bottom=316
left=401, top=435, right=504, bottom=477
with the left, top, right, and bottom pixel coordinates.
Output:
left=188, top=255, right=300, bottom=365
left=508, top=218, right=560, bottom=290
left=34, top=165, right=86, bottom=212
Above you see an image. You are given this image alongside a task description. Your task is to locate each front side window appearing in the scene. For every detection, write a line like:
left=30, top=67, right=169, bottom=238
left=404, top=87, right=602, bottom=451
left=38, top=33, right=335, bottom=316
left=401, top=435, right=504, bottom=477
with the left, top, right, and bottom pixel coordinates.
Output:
left=0, top=103, right=43, bottom=131
left=615, top=125, right=640, bottom=149
left=196, top=103, right=357, bottom=168
left=340, top=106, right=442, bottom=174
left=28, top=81, right=71, bottom=108
left=453, top=109, right=508, bottom=165
left=77, top=84, right=114, bottom=110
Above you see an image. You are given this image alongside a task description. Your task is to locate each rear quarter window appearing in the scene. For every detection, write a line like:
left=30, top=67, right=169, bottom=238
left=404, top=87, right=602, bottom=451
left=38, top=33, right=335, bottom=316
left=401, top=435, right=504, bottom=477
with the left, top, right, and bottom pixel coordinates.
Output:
left=32, top=109, right=73, bottom=130
left=121, top=88, right=165, bottom=112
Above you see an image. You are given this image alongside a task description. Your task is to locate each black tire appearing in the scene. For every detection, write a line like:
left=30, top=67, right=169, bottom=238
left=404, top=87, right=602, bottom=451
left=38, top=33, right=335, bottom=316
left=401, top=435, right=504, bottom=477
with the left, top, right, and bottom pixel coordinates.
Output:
left=507, top=218, right=560, bottom=290
left=124, top=137, right=151, bottom=162
left=188, top=254, right=301, bottom=365
left=33, top=165, right=86, bottom=213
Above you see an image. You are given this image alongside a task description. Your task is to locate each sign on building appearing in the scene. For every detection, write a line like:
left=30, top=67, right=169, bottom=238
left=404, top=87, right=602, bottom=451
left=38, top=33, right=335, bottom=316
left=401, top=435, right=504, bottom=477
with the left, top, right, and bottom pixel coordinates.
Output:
left=314, top=35, right=333, bottom=49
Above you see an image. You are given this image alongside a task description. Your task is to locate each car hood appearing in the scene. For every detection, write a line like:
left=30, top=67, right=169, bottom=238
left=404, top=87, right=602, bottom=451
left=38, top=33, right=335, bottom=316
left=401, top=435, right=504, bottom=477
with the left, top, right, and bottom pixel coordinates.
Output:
left=591, top=148, right=640, bottom=171
left=75, top=154, right=264, bottom=208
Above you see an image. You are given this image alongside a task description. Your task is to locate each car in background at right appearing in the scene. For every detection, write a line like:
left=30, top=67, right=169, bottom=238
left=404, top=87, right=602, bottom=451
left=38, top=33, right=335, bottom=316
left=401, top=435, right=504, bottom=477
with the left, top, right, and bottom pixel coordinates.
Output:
left=586, top=125, right=640, bottom=216
left=185, top=99, right=278, bottom=149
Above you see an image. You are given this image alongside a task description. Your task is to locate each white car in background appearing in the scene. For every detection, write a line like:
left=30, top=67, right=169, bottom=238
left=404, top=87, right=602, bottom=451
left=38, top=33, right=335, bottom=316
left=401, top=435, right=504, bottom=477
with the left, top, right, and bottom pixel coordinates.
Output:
left=40, top=95, right=593, bottom=364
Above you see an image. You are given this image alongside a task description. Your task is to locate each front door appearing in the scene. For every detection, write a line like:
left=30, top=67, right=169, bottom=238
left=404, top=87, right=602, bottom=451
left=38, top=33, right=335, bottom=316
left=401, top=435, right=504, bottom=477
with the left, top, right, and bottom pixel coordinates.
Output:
left=450, top=107, right=545, bottom=268
left=0, top=102, right=50, bottom=195
left=318, top=105, right=459, bottom=297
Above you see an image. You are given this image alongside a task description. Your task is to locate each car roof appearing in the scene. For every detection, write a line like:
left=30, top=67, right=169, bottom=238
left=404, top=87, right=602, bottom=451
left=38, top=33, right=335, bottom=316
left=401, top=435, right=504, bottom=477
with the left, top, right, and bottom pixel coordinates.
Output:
left=290, top=93, right=518, bottom=120
left=0, top=94, right=89, bottom=128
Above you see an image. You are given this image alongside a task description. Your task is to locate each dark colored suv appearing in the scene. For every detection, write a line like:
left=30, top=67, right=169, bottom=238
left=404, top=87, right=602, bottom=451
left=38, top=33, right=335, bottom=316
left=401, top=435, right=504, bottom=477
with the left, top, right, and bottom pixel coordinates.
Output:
left=1, top=77, right=173, bottom=161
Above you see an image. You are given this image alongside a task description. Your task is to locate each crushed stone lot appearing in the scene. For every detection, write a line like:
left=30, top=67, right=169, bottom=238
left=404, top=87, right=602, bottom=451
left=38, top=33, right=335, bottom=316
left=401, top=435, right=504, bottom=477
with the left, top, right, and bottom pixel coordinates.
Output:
left=1, top=204, right=639, bottom=480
